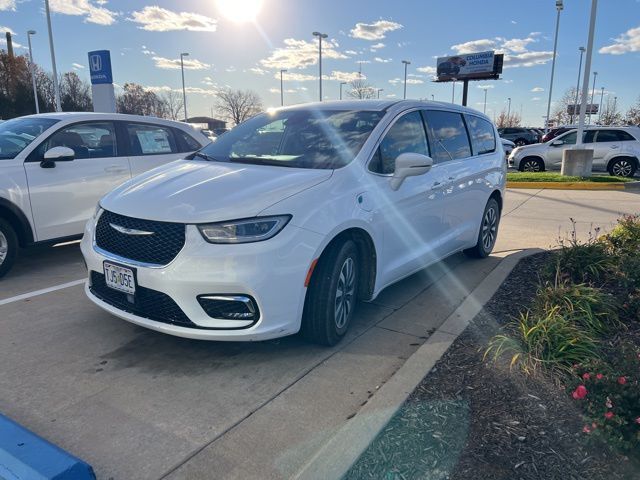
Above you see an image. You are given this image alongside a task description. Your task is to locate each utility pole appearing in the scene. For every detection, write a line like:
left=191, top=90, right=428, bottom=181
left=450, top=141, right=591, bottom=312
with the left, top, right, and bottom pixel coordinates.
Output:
left=507, top=97, right=512, bottom=125
left=576, top=0, right=598, bottom=147
left=572, top=46, right=586, bottom=124
left=27, top=30, right=39, bottom=114
left=180, top=52, right=189, bottom=122
left=588, top=71, right=598, bottom=124
left=599, top=86, right=605, bottom=123
left=312, top=31, right=328, bottom=102
left=401, top=60, right=411, bottom=99
left=44, top=0, right=61, bottom=111
left=482, top=87, right=488, bottom=114
left=545, top=0, right=563, bottom=134
left=280, top=69, right=287, bottom=106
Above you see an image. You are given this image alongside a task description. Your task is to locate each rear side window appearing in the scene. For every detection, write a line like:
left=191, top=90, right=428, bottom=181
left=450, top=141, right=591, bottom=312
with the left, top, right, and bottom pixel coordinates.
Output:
left=613, top=130, right=635, bottom=141
left=466, top=115, right=496, bottom=155
left=369, top=111, right=429, bottom=175
left=595, top=130, right=621, bottom=143
left=422, top=110, right=472, bottom=162
left=174, top=128, right=203, bottom=152
left=126, top=123, right=177, bottom=155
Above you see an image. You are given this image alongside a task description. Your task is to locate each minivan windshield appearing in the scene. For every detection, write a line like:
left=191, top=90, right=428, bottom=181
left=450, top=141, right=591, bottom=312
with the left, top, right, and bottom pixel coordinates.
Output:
left=195, top=109, right=384, bottom=169
left=0, top=117, right=59, bottom=159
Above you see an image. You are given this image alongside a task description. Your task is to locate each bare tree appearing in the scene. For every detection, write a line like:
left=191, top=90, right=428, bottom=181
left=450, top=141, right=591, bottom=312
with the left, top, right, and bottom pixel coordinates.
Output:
left=215, top=89, right=262, bottom=126
left=347, top=78, right=376, bottom=100
left=117, top=83, right=166, bottom=117
left=159, top=90, right=184, bottom=121
left=550, top=87, right=579, bottom=126
left=625, top=96, right=640, bottom=126
left=597, top=96, right=623, bottom=126
left=60, top=72, right=92, bottom=112
left=495, top=109, right=521, bottom=128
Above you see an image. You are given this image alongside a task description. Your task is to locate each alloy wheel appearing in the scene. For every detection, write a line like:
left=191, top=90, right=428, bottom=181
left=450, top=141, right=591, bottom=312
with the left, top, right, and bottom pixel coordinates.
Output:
left=612, top=160, right=633, bottom=177
left=0, top=230, right=7, bottom=266
left=522, top=160, right=541, bottom=172
left=334, top=257, right=356, bottom=329
left=482, top=206, right=498, bottom=251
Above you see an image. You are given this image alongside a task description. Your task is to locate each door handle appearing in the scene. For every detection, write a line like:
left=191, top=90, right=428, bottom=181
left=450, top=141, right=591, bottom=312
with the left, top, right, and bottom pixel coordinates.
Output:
left=431, top=181, right=443, bottom=190
left=104, top=166, right=128, bottom=174
left=610, top=145, right=619, bottom=149
left=448, top=176, right=455, bottom=181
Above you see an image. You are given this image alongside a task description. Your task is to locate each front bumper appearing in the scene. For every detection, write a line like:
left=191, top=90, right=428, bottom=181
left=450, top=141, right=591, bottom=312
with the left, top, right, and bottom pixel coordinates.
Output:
left=81, top=217, right=324, bottom=341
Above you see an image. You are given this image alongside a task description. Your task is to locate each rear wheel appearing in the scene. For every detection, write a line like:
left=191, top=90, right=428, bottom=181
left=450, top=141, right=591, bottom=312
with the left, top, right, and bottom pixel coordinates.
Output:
left=302, top=240, right=359, bottom=346
left=608, top=157, right=637, bottom=178
left=464, top=198, right=500, bottom=259
left=519, top=157, right=544, bottom=172
left=0, top=219, right=18, bottom=279
left=515, top=138, right=528, bottom=147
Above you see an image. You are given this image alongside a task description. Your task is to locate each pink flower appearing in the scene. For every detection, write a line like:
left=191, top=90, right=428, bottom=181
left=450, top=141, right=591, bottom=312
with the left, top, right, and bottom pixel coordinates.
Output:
left=596, top=373, right=604, bottom=380
left=572, top=385, right=588, bottom=400
left=582, top=425, right=591, bottom=433
left=606, top=397, right=613, bottom=409
left=582, top=373, right=591, bottom=380
left=605, top=411, right=614, bottom=420
left=618, top=376, right=627, bottom=385
left=635, top=417, right=640, bottom=425
left=592, top=422, right=598, bottom=429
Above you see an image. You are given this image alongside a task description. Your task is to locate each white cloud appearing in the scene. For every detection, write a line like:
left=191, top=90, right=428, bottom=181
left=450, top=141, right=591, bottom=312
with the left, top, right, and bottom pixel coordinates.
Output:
left=350, top=20, right=403, bottom=41
left=374, top=57, right=392, bottom=63
left=511, top=20, right=517, bottom=24
left=248, top=67, right=267, bottom=75
left=370, top=42, right=385, bottom=51
left=147, top=85, right=218, bottom=96
left=129, top=6, right=217, bottom=32
left=477, top=84, right=494, bottom=89
left=531, top=87, right=544, bottom=92
left=416, top=66, right=436, bottom=75
left=503, top=51, right=554, bottom=68
left=225, top=66, right=236, bottom=72
left=152, top=56, right=210, bottom=70
left=329, top=70, right=363, bottom=82
left=531, top=97, right=541, bottom=101
left=599, top=25, right=640, bottom=55
left=389, top=77, right=423, bottom=85
left=72, top=62, right=85, bottom=69
left=451, top=39, right=496, bottom=54
left=141, top=47, right=156, bottom=55
left=260, top=38, right=346, bottom=70
left=278, top=71, right=318, bottom=82
left=0, top=25, right=16, bottom=35
left=345, top=50, right=358, bottom=56
left=202, top=76, right=215, bottom=86
left=500, top=36, right=537, bottom=53
left=450, top=35, right=553, bottom=69
left=0, top=0, right=16, bottom=11
left=49, top=0, right=117, bottom=25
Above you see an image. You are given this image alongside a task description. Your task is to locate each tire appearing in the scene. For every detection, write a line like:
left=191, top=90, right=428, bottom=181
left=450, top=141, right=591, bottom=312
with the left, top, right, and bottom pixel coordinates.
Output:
left=515, top=138, right=528, bottom=147
left=464, top=198, right=501, bottom=259
left=607, top=157, right=637, bottom=178
left=302, top=240, right=359, bottom=346
left=519, top=157, right=544, bottom=172
left=0, top=218, right=18, bottom=279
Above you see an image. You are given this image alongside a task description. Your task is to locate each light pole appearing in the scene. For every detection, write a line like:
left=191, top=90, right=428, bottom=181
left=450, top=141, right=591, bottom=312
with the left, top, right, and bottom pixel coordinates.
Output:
left=431, top=94, right=435, bottom=101
left=588, top=71, right=598, bottom=124
left=27, top=30, right=39, bottom=114
left=599, top=86, right=605, bottom=123
left=544, top=0, right=563, bottom=134
left=280, top=69, right=287, bottom=106
left=377, top=88, right=383, bottom=99
left=401, top=60, right=410, bottom=99
left=576, top=0, right=598, bottom=147
left=572, top=46, right=586, bottom=124
left=339, top=81, right=346, bottom=100
left=44, top=0, right=61, bottom=111
left=180, top=52, right=189, bottom=122
left=507, top=97, right=512, bottom=125
left=312, top=31, right=328, bottom=102
left=481, top=87, right=489, bottom=114
left=451, top=79, right=457, bottom=103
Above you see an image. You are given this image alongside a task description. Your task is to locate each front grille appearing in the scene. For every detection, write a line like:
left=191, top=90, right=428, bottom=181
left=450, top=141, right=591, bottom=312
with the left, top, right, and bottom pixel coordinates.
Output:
left=95, top=210, right=185, bottom=266
left=90, top=271, right=195, bottom=327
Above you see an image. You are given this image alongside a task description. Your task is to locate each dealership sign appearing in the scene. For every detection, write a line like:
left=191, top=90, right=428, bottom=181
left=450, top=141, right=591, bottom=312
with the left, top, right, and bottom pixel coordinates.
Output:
left=567, top=104, right=599, bottom=115
left=436, top=51, right=502, bottom=81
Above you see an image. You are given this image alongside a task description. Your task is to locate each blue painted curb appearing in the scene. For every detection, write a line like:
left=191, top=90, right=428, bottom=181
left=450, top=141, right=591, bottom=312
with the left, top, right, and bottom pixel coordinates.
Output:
left=0, top=414, right=95, bottom=480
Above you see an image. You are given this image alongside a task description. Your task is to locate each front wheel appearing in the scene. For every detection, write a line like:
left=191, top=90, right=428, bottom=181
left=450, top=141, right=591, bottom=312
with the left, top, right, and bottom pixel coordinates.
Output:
left=519, top=157, right=544, bottom=172
left=0, top=219, right=18, bottom=279
left=465, top=198, right=500, bottom=259
left=608, top=158, right=637, bottom=178
left=302, top=240, right=359, bottom=346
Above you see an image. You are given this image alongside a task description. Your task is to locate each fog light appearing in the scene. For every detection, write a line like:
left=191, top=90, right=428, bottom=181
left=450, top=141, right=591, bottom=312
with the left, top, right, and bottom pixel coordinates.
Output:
left=197, top=295, right=260, bottom=322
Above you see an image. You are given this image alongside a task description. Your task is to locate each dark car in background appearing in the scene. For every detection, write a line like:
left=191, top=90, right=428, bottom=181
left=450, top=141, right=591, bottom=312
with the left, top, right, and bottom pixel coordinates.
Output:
left=497, top=127, right=539, bottom=146
left=540, top=126, right=575, bottom=143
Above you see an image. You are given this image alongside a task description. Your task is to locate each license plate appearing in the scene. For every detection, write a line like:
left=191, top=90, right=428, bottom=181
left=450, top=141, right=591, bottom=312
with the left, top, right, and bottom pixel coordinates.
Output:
left=104, top=262, right=136, bottom=295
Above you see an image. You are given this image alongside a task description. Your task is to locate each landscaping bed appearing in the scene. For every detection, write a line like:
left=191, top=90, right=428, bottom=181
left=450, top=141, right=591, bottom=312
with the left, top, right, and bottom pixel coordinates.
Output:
left=345, top=217, right=640, bottom=480
left=506, top=172, right=634, bottom=183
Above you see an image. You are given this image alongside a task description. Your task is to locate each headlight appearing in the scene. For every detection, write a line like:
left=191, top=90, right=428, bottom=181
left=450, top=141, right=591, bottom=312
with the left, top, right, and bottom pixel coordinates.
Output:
left=197, top=215, right=292, bottom=244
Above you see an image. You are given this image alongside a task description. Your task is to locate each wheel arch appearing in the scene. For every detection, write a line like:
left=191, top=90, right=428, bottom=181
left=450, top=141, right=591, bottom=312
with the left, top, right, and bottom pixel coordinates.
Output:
left=606, top=155, right=638, bottom=172
left=0, top=198, right=34, bottom=247
left=518, top=155, right=545, bottom=171
left=489, top=189, right=503, bottom=213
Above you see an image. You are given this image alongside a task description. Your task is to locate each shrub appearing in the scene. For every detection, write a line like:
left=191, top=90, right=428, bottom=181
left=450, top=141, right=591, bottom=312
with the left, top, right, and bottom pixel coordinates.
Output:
left=601, top=214, right=640, bottom=256
left=569, top=345, right=640, bottom=456
left=485, top=307, right=600, bottom=375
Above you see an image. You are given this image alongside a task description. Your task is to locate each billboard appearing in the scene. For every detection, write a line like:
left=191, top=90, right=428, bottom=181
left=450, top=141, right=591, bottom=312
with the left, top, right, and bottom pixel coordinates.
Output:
left=88, top=50, right=113, bottom=85
left=567, top=104, right=598, bottom=115
left=436, top=51, right=501, bottom=81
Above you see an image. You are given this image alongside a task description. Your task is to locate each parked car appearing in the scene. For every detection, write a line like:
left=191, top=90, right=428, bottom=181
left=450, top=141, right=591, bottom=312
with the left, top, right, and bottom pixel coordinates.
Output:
left=501, top=138, right=515, bottom=161
left=498, top=127, right=539, bottom=146
left=509, top=126, right=640, bottom=177
left=540, top=125, right=575, bottom=143
left=0, top=112, right=209, bottom=278
left=81, top=100, right=506, bottom=345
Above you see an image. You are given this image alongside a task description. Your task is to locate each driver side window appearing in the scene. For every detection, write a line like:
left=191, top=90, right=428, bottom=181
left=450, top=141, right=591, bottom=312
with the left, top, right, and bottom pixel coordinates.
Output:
left=369, top=111, right=428, bottom=175
left=35, top=122, right=117, bottom=160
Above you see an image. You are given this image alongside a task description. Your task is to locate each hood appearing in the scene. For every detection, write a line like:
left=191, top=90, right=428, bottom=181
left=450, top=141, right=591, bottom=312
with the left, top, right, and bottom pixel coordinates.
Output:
left=513, top=142, right=546, bottom=154
left=100, top=160, right=333, bottom=223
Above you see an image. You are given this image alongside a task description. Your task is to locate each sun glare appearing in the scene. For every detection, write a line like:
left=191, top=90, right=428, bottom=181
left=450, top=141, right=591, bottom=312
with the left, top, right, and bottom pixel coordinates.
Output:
left=216, top=0, right=264, bottom=23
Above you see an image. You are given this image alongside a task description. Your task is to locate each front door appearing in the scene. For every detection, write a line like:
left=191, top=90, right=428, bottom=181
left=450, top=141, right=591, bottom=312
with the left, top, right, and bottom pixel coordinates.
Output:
left=24, top=121, right=131, bottom=241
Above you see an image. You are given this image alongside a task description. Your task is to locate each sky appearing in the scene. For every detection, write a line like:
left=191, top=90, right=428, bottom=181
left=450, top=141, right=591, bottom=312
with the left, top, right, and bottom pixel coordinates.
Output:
left=1, top=0, right=640, bottom=126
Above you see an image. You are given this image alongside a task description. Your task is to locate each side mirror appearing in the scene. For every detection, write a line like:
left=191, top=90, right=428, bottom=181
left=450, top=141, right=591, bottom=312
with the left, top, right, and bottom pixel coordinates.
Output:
left=390, top=153, right=433, bottom=191
left=551, top=140, right=564, bottom=146
left=41, top=146, right=75, bottom=168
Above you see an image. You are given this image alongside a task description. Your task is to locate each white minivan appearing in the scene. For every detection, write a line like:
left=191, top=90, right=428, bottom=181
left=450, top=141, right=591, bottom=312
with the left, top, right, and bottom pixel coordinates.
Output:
left=81, top=101, right=506, bottom=345
left=0, top=112, right=209, bottom=277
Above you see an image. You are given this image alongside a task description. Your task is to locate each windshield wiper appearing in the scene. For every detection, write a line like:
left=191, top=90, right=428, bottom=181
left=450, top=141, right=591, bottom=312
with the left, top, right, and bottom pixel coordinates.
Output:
left=191, top=151, right=219, bottom=162
left=228, top=157, right=299, bottom=168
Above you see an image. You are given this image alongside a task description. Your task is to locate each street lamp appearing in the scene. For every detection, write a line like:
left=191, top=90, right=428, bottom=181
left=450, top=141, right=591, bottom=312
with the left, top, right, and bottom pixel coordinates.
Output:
left=599, top=86, right=605, bottom=123
left=312, top=31, right=328, bottom=102
left=180, top=52, right=189, bottom=122
left=481, top=86, right=489, bottom=114
left=572, top=46, right=586, bottom=124
left=27, top=30, right=39, bottom=114
left=280, top=69, right=287, bottom=106
left=377, top=88, right=383, bottom=99
left=544, top=0, right=563, bottom=134
left=401, top=60, right=411, bottom=99
left=451, top=79, right=457, bottom=103
left=431, top=94, right=435, bottom=101
left=339, top=81, right=346, bottom=100
left=44, top=0, right=61, bottom=111
left=507, top=97, right=512, bottom=126
left=588, top=71, right=598, bottom=124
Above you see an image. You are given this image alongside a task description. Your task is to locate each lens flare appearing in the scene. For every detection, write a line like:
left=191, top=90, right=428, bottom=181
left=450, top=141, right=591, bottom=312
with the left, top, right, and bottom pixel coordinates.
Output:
left=216, top=0, right=264, bottom=23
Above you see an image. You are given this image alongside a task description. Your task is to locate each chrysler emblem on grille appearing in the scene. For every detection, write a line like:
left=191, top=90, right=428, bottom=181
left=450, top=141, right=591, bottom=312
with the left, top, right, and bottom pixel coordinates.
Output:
left=109, top=223, right=155, bottom=236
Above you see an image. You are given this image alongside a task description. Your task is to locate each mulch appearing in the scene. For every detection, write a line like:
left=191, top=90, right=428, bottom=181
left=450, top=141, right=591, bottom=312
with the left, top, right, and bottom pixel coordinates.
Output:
left=344, top=253, right=639, bottom=480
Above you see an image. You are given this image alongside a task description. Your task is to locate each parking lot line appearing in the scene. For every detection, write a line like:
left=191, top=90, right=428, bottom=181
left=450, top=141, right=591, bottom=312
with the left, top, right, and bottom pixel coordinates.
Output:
left=0, top=279, right=85, bottom=307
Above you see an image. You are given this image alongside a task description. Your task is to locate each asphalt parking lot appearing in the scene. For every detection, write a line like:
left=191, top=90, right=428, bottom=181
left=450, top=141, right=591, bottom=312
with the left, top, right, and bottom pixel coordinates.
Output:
left=1, top=188, right=638, bottom=480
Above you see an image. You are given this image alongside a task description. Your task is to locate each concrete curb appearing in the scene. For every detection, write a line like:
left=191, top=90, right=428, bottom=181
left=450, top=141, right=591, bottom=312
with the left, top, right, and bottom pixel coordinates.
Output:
left=0, top=414, right=95, bottom=480
left=294, top=248, right=542, bottom=480
left=506, top=180, right=640, bottom=190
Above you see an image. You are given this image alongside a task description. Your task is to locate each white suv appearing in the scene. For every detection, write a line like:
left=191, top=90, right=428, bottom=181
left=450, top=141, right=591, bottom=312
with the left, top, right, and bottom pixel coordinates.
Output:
left=509, top=126, right=640, bottom=177
left=81, top=101, right=506, bottom=345
left=0, top=113, right=209, bottom=277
